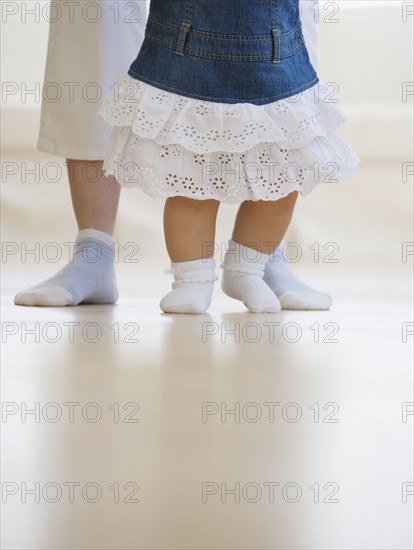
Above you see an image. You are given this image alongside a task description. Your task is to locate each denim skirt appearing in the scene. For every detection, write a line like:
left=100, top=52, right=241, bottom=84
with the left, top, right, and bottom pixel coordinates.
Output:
left=99, top=0, right=361, bottom=204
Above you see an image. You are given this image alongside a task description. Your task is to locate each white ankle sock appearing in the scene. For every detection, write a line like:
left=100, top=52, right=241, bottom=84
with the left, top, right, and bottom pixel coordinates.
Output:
left=14, top=229, right=118, bottom=307
left=264, top=244, right=332, bottom=310
left=221, top=240, right=281, bottom=313
left=160, top=258, right=217, bottom=314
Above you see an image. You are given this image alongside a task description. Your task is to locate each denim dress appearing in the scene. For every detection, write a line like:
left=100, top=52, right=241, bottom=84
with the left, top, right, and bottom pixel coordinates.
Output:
left=99, top=0, right=360, bottom=204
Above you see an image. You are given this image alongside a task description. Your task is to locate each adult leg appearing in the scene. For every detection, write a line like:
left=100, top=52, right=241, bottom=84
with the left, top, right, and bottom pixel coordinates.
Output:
left=14, top=160, right=119, bottom=306
left=14, top=2, right=148, bottom=306
left=67, top=159, right=120, bottom=235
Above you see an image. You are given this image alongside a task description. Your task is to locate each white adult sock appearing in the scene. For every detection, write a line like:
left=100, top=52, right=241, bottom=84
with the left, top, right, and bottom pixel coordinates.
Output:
left=14, top=229, right=118, bottom=307
left=264, top=244, right=332, bottom=310
left=160, top=258, right=217, bottom=314
left=221, top=239, right=281, bottom=313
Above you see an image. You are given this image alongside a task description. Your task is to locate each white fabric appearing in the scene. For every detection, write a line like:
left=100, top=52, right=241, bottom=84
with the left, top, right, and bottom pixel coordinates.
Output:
left=37, top=1, right=148, bottom=159
left=99, top=76, right=360, bottom=204
left=37, top=0, right=317, bottom=160
left=100, top=77, right=347, bottom=154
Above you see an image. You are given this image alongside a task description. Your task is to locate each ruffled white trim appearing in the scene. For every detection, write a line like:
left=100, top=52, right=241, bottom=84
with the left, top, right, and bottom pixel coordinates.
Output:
left=98, top=74, right=361, bottom=204
left=99, top=74, right=348, bottom=154
left=103, top=129, right=359, bottom=203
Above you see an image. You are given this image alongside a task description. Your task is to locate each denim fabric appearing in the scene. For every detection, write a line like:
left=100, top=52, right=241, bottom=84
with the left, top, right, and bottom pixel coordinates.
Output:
left=128, top=0, right=318, bottom=105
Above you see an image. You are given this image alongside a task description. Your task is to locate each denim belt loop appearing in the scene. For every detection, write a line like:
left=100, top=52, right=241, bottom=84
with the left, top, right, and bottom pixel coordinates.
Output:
left=175, top=0, right=193, bottom=56
left=272, top=28, right=280, bottom=64
left=272, top=0, right=280, bottom=64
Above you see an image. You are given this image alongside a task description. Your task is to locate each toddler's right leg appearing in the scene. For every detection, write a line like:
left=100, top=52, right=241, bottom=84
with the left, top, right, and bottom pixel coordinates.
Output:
left=161, top=197, right=220, bottom=314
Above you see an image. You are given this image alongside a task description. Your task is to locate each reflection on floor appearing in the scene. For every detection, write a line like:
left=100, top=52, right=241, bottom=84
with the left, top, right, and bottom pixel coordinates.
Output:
left=1, top=267, right=412, bottom=550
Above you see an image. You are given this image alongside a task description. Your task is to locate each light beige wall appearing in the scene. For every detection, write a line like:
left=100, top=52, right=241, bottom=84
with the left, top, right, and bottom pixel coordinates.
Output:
left=1, top=2, right=412, bottom=272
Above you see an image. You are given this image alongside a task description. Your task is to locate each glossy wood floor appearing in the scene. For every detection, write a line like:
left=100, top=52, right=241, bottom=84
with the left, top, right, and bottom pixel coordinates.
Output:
left=1, top=144, right=413, bottom=550
left=1, top=265, right=413, bottom=549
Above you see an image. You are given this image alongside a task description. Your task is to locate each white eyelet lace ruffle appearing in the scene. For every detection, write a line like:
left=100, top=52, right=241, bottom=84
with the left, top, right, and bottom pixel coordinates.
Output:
left=98, top=74, right=360, bottom=204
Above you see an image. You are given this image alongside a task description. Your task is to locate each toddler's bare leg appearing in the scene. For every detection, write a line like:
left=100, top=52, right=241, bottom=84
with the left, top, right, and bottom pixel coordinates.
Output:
left=221, top=193, right=298, bottom=313
left=231, top=193, right=332, bottom=310
left=232, top=192, right=298, bottom=254
left=163, top=197, right=220, bottom=262
left=161, top=197, right=220, bottom=313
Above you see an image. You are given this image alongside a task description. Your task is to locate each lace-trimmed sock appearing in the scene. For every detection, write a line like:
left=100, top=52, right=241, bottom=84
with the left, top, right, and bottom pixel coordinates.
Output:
left=14, top=229, right=118, bottom=307
left=160, top=258, right=217, bottom=314
left=264, top=244, right=332, bottom=310
left=221, top=240, right=281, bottom=313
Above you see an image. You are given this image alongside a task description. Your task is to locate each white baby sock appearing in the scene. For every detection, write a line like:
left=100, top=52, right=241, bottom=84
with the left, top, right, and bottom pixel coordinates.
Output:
left=264, top=244, right=332, bottom=310
left=160, top=258, right=217, bottom=314
left=221, top=239, right=281, bottom=313
left=14, top=229, right=118, bottom=307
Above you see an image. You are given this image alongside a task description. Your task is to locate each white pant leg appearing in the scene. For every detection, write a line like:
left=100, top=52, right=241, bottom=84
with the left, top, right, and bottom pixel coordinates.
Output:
left=37, top=0, right=148, bottom=160
left=300, top=0, right=319, bottom=70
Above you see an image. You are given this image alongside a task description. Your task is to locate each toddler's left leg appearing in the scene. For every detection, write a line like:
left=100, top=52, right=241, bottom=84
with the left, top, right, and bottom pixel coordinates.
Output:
left=221, top=192, right=298, bottom=313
